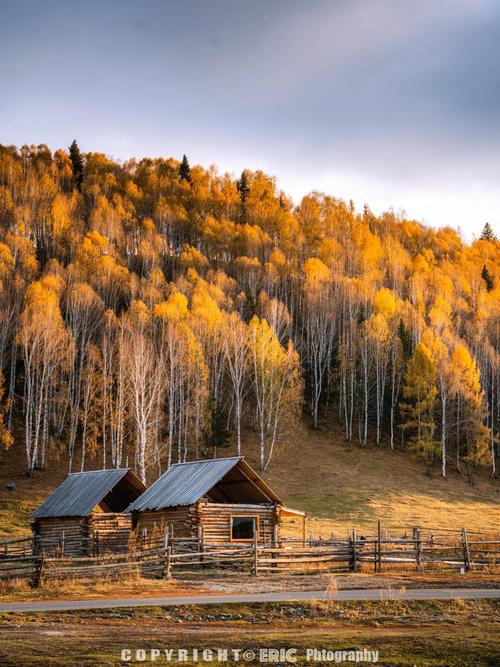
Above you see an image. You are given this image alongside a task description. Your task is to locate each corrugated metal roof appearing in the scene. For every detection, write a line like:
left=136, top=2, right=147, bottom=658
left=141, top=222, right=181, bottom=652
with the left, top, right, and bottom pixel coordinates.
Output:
left=127, top=457, right=273, bottom=512
left=32, top=469, right=132, bottom=518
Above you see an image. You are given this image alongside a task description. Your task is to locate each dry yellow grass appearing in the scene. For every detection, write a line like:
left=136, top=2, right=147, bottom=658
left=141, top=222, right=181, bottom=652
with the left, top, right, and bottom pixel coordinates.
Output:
left=0, top=572, right=204, bottom=602
left=0, top=419, right=498, bottom=542
left=259, top=423, right=500, bottom=536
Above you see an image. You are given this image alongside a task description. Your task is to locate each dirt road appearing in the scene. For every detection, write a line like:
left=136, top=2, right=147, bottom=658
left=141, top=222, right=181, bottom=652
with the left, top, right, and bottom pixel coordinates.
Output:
left=1, top=586, right=499, bottom=613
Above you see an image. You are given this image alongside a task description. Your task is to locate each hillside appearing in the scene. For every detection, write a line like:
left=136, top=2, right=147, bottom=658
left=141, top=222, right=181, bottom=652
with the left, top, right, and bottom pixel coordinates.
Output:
left=1, top=424, right=498, bottom=540
left=266, top=424, right=500, bottom=535
left=0, top=142, right=498, bottom=521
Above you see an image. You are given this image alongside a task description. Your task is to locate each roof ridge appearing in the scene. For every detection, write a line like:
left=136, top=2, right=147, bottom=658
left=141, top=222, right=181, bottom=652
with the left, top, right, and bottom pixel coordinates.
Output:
left=170, top=456, right=243, bottom=467
left=68, top=468, right=130, bottom=475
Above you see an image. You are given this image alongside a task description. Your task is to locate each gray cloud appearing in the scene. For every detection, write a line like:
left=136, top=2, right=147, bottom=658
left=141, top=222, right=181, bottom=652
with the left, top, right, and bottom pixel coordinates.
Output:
left=0, top=0, right=498, bottom=235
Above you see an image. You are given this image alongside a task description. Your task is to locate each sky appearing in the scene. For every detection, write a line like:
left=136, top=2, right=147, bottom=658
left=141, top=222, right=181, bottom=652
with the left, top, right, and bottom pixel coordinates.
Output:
left=1, top=0, right=499, bottom=239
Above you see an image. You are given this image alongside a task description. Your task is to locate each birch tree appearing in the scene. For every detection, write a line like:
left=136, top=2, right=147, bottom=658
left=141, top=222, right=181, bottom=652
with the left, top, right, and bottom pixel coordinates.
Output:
left=223, top=311, right=248, bottom=454
left=18, top=278, right=73, bottom=474
left=122, top=300, right=165, bottom=483
left=248, top=316, right=302, bottom=470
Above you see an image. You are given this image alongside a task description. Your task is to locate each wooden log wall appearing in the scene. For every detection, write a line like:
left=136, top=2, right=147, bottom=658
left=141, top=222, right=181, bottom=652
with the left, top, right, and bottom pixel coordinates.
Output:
left=33, top=513, right=135, bottom=556
left=32, top=517, right=89, bottom=556
left=88, top=513, right=134, bottom=553
left=133, top=503, right=280, bottom=546
left=198, top=503, right=279, bottom=545
left=134, top=507, right=195, bottom=542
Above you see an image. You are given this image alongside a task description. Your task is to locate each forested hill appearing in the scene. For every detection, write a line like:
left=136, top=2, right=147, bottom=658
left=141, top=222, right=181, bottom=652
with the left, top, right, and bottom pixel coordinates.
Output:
left=0, top=143, right=498, bottom=486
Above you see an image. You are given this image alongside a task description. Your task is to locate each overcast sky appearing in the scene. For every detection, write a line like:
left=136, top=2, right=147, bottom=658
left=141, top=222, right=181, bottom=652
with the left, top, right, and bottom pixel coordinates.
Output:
left=1, top=0, right=499, bottom=238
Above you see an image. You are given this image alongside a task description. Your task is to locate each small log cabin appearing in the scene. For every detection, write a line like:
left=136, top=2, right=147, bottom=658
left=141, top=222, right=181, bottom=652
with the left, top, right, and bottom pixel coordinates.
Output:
left=126, top=457, right=306, bottom=546
left=31, top=469, right=146, bottom=556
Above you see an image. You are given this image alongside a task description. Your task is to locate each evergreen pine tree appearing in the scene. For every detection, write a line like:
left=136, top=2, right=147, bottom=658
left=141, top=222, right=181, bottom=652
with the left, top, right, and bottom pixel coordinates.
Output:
left=236, top=171, right=250, bottom=223
left=242, top=287, right=256, bottom=322
left=236, top=171, right=250, bottom=203
left=480, top=222, right=496, bottom=241
left=205, top=404, right=230, bottom=456
left=69, top=140, right=85, bottom=190
left=481, top=264, right=494, bottom=291
left=398, top=319, right=413, bottom=359
left=179, top=154, right=192, bottom=184
left=399, top=342, right=440, bottom=475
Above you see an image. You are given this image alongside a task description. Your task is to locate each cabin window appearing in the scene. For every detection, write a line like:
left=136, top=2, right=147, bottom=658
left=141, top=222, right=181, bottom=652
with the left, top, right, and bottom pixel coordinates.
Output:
left=231, top=516, right=257, bottom=541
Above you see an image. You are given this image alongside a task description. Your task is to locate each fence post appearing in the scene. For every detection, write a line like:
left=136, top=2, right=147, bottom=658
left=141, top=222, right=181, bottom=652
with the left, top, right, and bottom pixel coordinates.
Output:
left=252, top=534, right=258, bottom=576
left=462, top=528, right=470, bottom=571
left=377, top=520, right=382, bottom=573
left=163, top=544, right=172, bottom=579
left=413, top=528, right=421, bottom=572
left=198, top=524, right=204, bottom=562
left=58, top=532, right=65, bottom=558
left=35, top=554, right=45, bottom=588
left=162, top=528, right=169, bottom=576
left=350, top=529, right=357, bottom=572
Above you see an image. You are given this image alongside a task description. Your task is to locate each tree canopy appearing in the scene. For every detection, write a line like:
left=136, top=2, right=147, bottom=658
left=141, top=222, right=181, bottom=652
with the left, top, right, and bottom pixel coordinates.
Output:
left=0, top=142, right=497, bottom=481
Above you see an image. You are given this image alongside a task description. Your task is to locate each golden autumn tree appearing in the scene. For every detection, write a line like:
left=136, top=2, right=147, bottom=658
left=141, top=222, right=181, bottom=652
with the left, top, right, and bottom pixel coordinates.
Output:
left=18, top=277, right=74, bottom=474
left=301, top=257, right=336, bottom=428
left=0, top=371, right=13, bottom=455
left=154, top=292, right=209, bottom=466
left=122, top=300, right=165, bottom=482
left=248, top=316, right=302, bottom=470
left=450, top=343, right=491, bottom=483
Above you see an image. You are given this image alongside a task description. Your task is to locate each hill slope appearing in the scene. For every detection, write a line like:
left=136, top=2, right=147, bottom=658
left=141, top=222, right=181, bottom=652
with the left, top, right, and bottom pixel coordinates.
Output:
left=1, top=426, right=498, bottom=540
left=264, top=424, right=499, bottom=536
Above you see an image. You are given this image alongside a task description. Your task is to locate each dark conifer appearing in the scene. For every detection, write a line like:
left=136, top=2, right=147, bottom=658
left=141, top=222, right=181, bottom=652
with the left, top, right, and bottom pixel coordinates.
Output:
left=179, top=154, right=192, bottom=184
left=398, top=319, right=413, bottom=359
left=69, top=140, right=85, bottom=190
left=481, top=264, right=494, bottom=291
left=206, top=404, right=231, bottom=456
left=480, top=222, right=496, bottom=241
left=236, top=171, right=249, bottom=204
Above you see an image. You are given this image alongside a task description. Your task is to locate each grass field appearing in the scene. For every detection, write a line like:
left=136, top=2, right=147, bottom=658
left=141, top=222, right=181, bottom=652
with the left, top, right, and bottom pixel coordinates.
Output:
left=263, top=423, right=500, bottom=535
left=0, top=600, right=498, bottom=666
left=0, top=420, right=498, bottom=540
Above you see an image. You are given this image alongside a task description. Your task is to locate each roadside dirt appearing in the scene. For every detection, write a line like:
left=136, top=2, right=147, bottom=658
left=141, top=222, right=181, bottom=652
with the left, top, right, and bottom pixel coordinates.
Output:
left=1, top=600, right=499, bottom=667
left=2, top=569, right=498, bottom=604
left=186, top=570, right=500, bottom=594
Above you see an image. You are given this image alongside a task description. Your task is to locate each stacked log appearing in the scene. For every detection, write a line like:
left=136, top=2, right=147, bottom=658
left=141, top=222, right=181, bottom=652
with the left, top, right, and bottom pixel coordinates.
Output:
left=88, top=513, right=134, bottom=554
left=198, top=503, right=279, bottom=545
left=134, top=507, right=195, bottom=541
left=32, top=517, right=89, bottom=556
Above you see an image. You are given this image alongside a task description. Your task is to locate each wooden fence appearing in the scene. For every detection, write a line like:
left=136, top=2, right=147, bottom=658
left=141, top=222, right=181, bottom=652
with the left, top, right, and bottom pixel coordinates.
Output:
left=0, top=524, right=498, bottom=587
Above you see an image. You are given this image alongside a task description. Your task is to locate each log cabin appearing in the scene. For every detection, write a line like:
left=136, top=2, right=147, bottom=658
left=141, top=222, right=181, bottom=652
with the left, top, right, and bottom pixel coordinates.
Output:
left=126, top=457, right=306, bottom=546
left=31, top=469, right=146, bottom=556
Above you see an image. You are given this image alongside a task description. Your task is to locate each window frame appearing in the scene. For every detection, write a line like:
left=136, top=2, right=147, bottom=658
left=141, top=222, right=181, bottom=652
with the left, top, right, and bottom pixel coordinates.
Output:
left=229, top=514, right=259, bottom=542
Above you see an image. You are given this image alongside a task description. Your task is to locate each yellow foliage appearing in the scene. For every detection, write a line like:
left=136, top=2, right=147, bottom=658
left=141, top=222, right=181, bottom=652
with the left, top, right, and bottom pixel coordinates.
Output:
left=154, top=292, right=189, bottom=322
left=303, top=257, right=330, bottom=287
left=179, top=244, right=209, bottom=271
left=373, top=287, right=397, bottom=319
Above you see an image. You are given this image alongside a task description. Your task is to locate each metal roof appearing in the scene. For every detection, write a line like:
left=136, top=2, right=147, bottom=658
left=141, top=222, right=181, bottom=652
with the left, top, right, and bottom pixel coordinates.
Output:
left=32, top=469, right=136, bottom=518
left=126, top=457, right=280, bottom=512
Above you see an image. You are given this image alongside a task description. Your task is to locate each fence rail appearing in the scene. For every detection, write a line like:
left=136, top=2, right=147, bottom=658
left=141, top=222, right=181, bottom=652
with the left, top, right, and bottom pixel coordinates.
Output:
left=0, top=524, right=498, bottom=587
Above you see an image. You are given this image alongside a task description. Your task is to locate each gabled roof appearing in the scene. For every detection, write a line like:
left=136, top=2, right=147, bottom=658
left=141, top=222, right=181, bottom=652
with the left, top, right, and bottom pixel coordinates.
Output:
left=32, top=469, right=146, bottom=519
left=126, top=457, right=281, bottom=512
